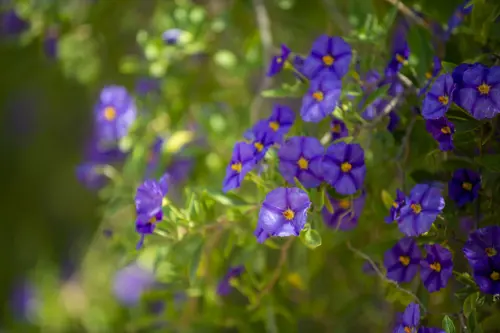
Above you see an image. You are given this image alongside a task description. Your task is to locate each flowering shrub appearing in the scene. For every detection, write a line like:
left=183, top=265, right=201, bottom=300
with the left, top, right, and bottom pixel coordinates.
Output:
left=3, top=0, right=500, bottom=332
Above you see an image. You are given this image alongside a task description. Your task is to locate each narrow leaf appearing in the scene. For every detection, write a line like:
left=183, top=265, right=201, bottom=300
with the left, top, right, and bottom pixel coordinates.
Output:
left=442, top=315, right=456, bottom=333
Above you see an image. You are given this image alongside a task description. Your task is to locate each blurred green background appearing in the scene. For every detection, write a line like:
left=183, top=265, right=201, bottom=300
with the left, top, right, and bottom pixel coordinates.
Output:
left=1, top=0, right=499, bottom=332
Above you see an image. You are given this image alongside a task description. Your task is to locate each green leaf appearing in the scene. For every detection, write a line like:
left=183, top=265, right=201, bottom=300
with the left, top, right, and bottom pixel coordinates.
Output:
left=467, top=309, right=478, bottom=333
left=323, top=188, right=334, bottom=214
left=261, top=82, right=307, bottom=98
left=381, top=189, right=394, bottom=210
left=407, top=25, right=434, bottom=83
left=441, top=61, right=457, bottom=73
left=300, top=229, right=322, bottom=249
left=189, top=241, right=204, bottom=283
left=293, top=177, right=308, bottom=194
left=475, top=154, right=500, bottom=172
left=384, top=282, right=414, bottom=306
left=442, top=315, right=456, bottom=333
left=463, top=292, right=479, bottom=317
left=481, top=313, right=500, bottom=330
left=201, top=189, right=252, bottom=206
left=358, top=84, right=389, bottom=112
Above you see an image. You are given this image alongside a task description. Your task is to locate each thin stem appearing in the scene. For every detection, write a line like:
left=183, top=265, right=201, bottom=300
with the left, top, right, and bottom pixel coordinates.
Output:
left=250, top=238, right=294, bottom=308
left=250, top=0, right=273, bottom=123
left=346, top=241, right=428, bottom=313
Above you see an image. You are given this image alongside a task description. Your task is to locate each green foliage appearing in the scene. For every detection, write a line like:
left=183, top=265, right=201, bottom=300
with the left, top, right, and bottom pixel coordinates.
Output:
left=4, top=0, right=500, bottom=332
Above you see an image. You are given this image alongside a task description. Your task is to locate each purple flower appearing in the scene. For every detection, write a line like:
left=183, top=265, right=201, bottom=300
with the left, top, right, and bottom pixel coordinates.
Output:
left=162, top=28, right=183, bottom=45
left=255, top=187, right=311, bottom=241
left=393, top=303, right=445, bottom=333
left=388, top=111, right=400, bottom=132
left=420, top=244, right=453, bottom=293
left=448, top=168, right=481, bottom=207
left=385, top=189, right=406, bottom=223
left=330, top=117, right=348, bottom=141
left=422, top=74, right=455, bottom=119
left=217, top=266, right=245, bottom=296
left=322, top=142, right=366, bottom=195
left=445, top=0, right=473, bottom=39
left=426, top=57, right=442, bottom=81
left=76, top=138, right=126, bottom=190
left=453, top=64, right=500, bottom=119
left=322, top=191, right=365, bottom=230
left=470, top=256, right=500, bottom=295
left=420, top=57, right=444, bottom=95
left=1, top=10, right=29, bottom=35
left=135, top=77, right=161, bottom=96
left=379, top=70, right=405, bottom=97
left=425, top=117, right=455, bottom=151
left=94, top=85, right=137, bottom=147
left=10, top=281, right=37, bottom=320
left=112, top=263, right=156, bottom=307
left=135, top=174, right=169, bottom=249
left=292, top=55, right=307, bottom=82
left=463, top=226, right=500, bottom=265
left=300, top=74, right=341, bottom=122
left=267, top=44, right=291, bottom=77
left=145, top=137, right=165, bottom=177
left=398, top=184, right=445, bottom=236
left=166, top=156, right=194, bottom=186
left=302, top=35, right=352, bottom=79
left=278, top=136, right=324, bottom=188
left=251, top=120, right=278, bottom=161
left=267, top=104, right=295, bottom=139
left=222, top=142, right=256, bottom=192
left=384, top=238, right=422, bottom=283
left=361, top=97, right=386, bottom=121
left=360, top=70, right=381, bottom=92
left=43, top=27, right=58, bottom=59
left=386, top=30, right=409, bottom=73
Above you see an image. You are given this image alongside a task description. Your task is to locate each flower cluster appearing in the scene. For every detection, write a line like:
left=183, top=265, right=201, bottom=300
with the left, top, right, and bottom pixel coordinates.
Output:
left=421, top=64, right=500, bottom=151
left=463, top=226, right=500, bottom=295
left=223, top=35, right=373, bottom=243
left=384, top=238, right=453, bottom=293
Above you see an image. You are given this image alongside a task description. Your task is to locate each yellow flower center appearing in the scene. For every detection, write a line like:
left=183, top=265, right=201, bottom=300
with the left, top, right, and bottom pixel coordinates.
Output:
left=231, top=162, right=242, bottom=173
left=411, top=203, right=422, bottom=214
left=312, top=91, right=324, bottom=101
left=276, top=57, right=282, bottom=64
left=399, top=256, right=410, bottom=266
left=425, top=71, right=432, bottom=79
left=462, top=182, right=472, bottom=191
left=491, top=271, right=500, bottom=281
left=438, top=95, right=449, bottom=105
left=404, top=327, right=415, bottom=333
left=148, top=216, right=159, bottom=224
left=332, top=124, right=341, bottom=133
left=254, top=142, right=264, bottom=152
left=269, top=121, right=280, bottom=132
left=339, top=200, right=350, bottom=209
left=341, top=162, right=352, bottom=172
left=322, top=55, right=334, bottom=66
left=396, top=54, right=406, bottom=64
left=430, top=262, right=441, bottom=272
left=392, top=201, right=399, bottom=208
left=478, top=83, right=491, bottom=95
left=104, top=106, right=117, bottom=121
left=441, top=126, right=451, bottom=134
left=486, top=247, right=497, bottom=257
left=282, top=208, right=295, bottom=220
left=297, top=157, right=309, bottom=170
